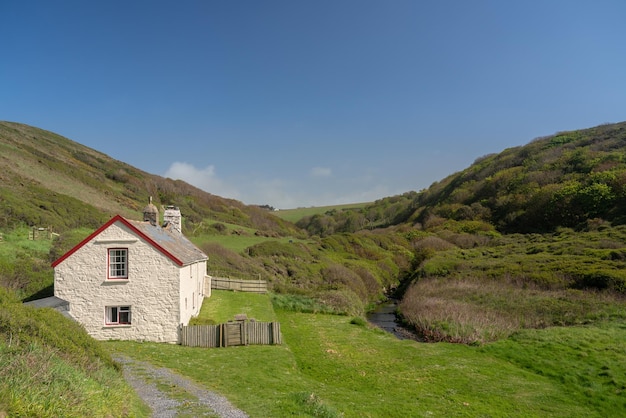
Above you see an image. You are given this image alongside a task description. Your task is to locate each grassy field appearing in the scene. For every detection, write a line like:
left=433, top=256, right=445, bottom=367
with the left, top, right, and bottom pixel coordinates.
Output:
left=187, top=220, right=308, bottom=253
left=273, top=202, right=370, bottom=223
left=189, top=290, right=277, bottom=324
left=108, top=290, right=625, bottom=417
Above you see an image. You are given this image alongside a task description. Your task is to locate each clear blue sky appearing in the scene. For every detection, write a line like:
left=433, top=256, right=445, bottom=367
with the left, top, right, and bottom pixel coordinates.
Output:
left=2, top=1, right=625, bottom=208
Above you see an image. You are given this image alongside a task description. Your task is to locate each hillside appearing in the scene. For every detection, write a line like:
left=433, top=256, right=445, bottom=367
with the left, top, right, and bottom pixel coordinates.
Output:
left=410, top=121, right=626, bottom=233
left=296, top=121, right=626, bottom=235
left=2, top=119, right=626, bottom=344
left=0, top=121, right=298, bottom=236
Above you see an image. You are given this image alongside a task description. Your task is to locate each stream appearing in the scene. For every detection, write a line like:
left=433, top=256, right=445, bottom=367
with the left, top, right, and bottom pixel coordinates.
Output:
left=366, top=299, right=422, bottom=341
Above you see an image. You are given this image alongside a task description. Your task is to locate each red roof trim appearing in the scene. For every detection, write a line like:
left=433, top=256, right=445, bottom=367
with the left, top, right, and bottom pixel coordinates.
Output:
left=51, top=215, right=184, bottom=268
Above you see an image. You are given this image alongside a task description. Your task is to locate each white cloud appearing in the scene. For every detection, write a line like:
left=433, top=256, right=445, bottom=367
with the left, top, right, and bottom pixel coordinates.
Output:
left=310, top=166, right=332, bottom=177
left=163, top=162, right=241, bottom=200
left=163, top=162, right=403, bottom=210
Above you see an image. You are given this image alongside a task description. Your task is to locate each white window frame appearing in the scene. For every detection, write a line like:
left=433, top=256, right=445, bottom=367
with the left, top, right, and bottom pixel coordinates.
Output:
left=108, top=248, right=128, bottom=280
left=105, top=305, right=131, bottom=325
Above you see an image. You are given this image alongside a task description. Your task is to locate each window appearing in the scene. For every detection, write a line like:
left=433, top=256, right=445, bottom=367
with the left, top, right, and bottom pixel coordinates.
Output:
left=108, top=248, right=128, bottom=279
left=105, top=306, right=131, bottom=325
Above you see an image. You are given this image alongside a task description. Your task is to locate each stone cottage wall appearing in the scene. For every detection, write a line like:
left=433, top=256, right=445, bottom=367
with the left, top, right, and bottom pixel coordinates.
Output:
left=54, top=221, right=182, bottom=342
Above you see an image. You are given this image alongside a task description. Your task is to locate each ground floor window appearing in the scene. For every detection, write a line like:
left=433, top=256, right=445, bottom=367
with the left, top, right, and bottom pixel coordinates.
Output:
left=105, top=305, right=131, bottom=325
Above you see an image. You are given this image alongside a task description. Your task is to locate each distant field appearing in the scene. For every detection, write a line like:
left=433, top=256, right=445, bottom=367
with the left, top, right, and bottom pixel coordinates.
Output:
left=273, top=202, right=370, bottom=223
left=189, top=223, right=309, bottom=254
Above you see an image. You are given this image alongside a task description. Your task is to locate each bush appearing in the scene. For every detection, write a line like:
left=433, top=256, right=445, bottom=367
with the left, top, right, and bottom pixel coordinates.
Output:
left=321, top=264, right=368, bottom=302
left=316, top=289, right=364, bottom=316
left=349, top=316, right=368, bottom=327
left=292, top=392, right=341, bottom=418
left=271, top=293, right=337, bottom=314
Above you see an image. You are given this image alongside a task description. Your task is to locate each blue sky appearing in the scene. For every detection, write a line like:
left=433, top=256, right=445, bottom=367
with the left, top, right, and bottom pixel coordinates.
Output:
left=2, top=1, right=625, bottom=208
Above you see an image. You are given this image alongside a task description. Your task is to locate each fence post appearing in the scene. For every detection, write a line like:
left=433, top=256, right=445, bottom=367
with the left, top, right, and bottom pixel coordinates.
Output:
left=272, top=322, right=281, bottom=345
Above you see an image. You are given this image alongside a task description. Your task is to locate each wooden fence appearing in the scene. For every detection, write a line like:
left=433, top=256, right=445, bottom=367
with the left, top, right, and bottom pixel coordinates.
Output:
left=28, top=226, right=57, bottom=240
left=180, top=321, right=282, bottom=348
left=210, top=277, right=267, bottom=293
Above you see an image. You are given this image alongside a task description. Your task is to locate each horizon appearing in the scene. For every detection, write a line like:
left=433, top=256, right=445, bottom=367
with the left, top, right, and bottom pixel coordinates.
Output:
left=2, top=1, right=625, bottom=209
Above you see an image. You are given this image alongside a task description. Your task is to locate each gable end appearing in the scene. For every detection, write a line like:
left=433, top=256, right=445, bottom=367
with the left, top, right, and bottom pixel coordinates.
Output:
left=51, top=215, right=185, bottom=268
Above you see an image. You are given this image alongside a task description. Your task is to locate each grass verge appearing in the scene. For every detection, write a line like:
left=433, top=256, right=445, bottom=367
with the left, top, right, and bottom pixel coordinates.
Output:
left=0, top=288, right=149, bottom=417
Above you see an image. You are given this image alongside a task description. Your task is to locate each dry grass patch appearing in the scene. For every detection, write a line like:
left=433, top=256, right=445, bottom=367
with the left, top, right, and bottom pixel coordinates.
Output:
left=399, top=277, right=626, bottom=344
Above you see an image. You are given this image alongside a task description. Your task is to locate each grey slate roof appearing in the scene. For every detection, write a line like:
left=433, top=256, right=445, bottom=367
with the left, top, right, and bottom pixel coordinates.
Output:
left=52, top=214, right=208, bottom=268
left=23, top=296, right=73, bottom=319
left=128, top=219, right=208, bottom=266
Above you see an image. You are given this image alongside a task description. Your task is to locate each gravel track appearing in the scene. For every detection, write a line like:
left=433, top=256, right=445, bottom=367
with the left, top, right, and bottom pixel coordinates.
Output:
left=115, top=355, right=249, bottom=418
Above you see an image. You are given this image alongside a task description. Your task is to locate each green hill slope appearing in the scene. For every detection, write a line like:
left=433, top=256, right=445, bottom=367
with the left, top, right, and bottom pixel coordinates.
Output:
left=411, top=121, right=626, bottom=232
left=0, top=288, right=148, bottom=416
left=296, top=121, right=626, bottom=235
left=0, top=121, right=297, bottom=236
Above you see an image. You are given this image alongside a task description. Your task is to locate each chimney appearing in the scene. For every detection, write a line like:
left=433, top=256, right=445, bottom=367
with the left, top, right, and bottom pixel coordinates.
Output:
left=163, top=205, right=182, bottom=233
left=142, top=197, right=159, bottom=226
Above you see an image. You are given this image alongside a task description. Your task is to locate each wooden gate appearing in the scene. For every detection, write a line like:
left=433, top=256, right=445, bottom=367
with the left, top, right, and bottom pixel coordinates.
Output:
left=180, top=321, right=282, bottom=348
left=224, top=322, right=244, bottom=346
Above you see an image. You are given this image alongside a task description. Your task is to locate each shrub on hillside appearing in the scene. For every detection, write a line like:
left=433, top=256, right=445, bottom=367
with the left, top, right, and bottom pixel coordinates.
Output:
left=270, top=293, right=337, bottom=314
left=321, top=264, right=368, bottom=302
left=247, top=241, right=310, bottom=259
left=411, top=235, right=455, bottom=251
left=316, top=289, right=364, bottom=316
left=200, top=242, right=269, bottom=280
left=0, top=252, right=53, bottom=301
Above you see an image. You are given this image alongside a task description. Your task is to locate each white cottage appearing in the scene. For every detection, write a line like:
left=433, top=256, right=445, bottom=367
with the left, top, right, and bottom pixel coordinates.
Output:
left=51, top=203, right=209, bottom=343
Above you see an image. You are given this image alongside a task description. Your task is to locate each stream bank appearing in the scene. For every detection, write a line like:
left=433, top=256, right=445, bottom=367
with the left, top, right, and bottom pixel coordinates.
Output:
left=366, top=299, right=423, bottom=341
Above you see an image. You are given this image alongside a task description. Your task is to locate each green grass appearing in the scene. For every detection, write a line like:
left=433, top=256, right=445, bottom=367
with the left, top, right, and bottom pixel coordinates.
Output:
left=0, top=227, right=56, bottom=301
left=107, top=291, right=623, bottom=417
left=0, top=227, right=52, bottom=261
left=483, top=322, right=626, bottom=416
left=188, top=220, right=308, bottom=254
left=0, top=289, right=149, bottom=417
left=192, top=233, right=303, bottom=254
left=190, top=290, right=277, bottom=324
left=273, top=202, right=370, bottom=223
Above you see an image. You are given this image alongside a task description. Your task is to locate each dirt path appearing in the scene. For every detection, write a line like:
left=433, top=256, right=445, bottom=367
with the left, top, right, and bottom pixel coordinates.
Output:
left=115, top=355, right=249, bottom=418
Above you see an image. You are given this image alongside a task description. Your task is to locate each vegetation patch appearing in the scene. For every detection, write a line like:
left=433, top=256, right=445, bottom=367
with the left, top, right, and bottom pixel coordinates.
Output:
left=400, top=277, right=625, bottom=344
left=0, top=287, right=148, bottom=417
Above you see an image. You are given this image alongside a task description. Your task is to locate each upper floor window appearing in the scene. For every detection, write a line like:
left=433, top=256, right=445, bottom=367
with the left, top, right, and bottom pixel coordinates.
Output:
left=108, top=248, right=128, bottom=279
